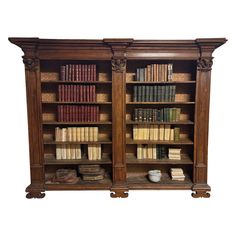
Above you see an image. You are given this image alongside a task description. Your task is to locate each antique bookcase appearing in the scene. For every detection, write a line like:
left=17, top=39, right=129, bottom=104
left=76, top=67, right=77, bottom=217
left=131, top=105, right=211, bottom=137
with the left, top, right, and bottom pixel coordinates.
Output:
left=9, top=37, right=226, bottom=198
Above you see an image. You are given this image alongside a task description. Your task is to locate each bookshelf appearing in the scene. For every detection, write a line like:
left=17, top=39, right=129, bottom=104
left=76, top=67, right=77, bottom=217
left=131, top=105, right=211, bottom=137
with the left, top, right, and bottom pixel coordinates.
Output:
left=9, top=37, right=226, bottom=198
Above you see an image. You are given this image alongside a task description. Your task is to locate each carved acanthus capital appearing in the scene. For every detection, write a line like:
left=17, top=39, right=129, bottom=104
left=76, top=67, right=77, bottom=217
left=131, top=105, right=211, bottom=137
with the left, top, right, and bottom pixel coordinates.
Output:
left=197, top=58, right=213, bottom=72
left=111, top=58, right=127, bottom=72
left=22, top=56, right=39, bottom=71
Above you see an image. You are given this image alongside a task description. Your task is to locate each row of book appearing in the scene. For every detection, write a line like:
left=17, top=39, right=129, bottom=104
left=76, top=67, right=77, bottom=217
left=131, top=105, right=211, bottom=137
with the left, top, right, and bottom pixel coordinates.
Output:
left=133, top=85, right=176, bottom=102
left=137, top=145, right=166, bottom=159
left=136, top=64, right=173, bottom=82
left=60, top=64, right=97, bottom=81
left=58, top=85, right=96, bottom=102
left=133, top=108, right=181, bottom=122
left=170, top=168, right=185, bottom=181
left=55, top=144, right=102, bottom=160
left=57, top=105, right=100, bottom=122
left=133, top=125, right=180, bottom=141
left=55, top=127, right=99, bottom=142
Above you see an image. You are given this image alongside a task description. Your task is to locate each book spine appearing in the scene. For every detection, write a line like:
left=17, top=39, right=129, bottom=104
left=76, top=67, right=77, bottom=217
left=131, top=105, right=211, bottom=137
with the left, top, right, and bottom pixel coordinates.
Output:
left=60, top=66, right=66, bottom=81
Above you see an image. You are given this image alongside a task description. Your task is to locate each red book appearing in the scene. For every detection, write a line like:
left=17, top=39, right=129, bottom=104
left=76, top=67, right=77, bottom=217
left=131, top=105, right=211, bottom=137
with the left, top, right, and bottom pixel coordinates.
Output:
left=58, top=85, right=61, bottom=102
left=94, top=64, right=97, bottom=81
left=85, top=105, right=88, bottom=122
left=79, top=85, right=83, bottom=102
left=86, top=86, right=90, bottom=102
left=64, top=85, right=68, bottom=102
left=78, top=64, right=81, bottom=81
left=92, top=85, right=95, bottom=101
left=60, top=66, right=66, bottom=81
left=76, top=85, right=79, bottom=102
left=68, top=64, right=72, bottom=81
left=84, top=65, right=87, bottom=81
left=61, top=85, right=64, bottom=102
left=75, top=105, right=78, bottom=122
left=72, top=105, right=75, bottom=122
left=78, top=106, right=81, bottom=122
left=65, top=65, right=69, bottom=81
left=75, top=65, right=79, bottom=81
left=82, top=65, right=84, bottom=81
left=96, top=106, right=99, bottom=121
left=88, top=65, right=91, bottom=81
left=81, top=105, right=84, bottom=122
left=57, top=105, right=61, bottom=121
left=70, top=85, right=74, bottom=102
left=71, top=64, right=74, bottom=81
left=73, top=85, right=76, bottom=102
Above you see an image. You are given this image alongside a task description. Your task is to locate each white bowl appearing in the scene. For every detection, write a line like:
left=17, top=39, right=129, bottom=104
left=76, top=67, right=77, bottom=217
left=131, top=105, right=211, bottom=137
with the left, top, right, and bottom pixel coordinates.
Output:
left=148, top=170, right=162, bottom=182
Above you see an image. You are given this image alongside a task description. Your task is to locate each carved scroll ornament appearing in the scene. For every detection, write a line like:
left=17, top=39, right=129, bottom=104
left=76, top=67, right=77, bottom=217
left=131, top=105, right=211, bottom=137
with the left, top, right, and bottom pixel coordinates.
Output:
left=22, top=57, right=39, bottom=71
left=111, top=58, right=126, bottom=72
left=197, top=58, right=213, bottom=72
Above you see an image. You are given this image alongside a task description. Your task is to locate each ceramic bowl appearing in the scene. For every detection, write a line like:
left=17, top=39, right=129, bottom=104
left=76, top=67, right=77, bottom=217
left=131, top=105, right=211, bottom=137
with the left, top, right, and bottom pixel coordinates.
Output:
left=148, top=170, right=162, bottom=182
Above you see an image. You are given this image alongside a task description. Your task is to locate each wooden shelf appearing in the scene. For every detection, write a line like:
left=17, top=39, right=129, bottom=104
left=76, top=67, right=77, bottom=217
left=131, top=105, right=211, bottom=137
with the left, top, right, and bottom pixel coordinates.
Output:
left=42, top=101, right=112, bottom=105
left=126, top=81, right=196, bottom=84
left=126, top=102, right=195, bottom=105
left=45, top=177, right=112, bottom=190
left=126, top=120, right=194, bottom=125
left=43, top=121, right=112, bottom=125
left=127, top=173, right=193, bottom=190
left=126, top=138, right=194, bottom=145
left=126, top=155, right=193, bottom=164
left=41, top=81, right=112, bottom=84
left=44, top=139, right=112, bottom=145
left=44, top=156, right=112, bottom=165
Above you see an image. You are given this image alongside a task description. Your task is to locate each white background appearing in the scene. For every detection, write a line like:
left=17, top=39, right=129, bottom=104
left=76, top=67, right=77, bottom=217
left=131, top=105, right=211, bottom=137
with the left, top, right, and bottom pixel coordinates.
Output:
left=0, top=0, right=235, bottom=235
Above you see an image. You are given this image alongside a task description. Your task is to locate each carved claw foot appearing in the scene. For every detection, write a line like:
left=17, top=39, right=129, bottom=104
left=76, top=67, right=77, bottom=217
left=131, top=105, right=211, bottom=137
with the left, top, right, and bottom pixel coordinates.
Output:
left=26, top=192, right=45, bottom=199
left=110, top=190, right=128, bottom=198
left=191, top=191, right=210, bottom=198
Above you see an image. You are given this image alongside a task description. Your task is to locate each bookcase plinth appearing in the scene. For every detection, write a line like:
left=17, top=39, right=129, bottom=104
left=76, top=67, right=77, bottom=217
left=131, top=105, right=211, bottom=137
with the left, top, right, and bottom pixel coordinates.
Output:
left=9, top=37, right=226, bottom=198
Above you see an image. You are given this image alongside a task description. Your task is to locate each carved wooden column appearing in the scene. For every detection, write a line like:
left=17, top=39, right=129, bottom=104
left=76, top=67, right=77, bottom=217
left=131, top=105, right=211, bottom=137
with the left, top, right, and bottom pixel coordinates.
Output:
left=104, top=39, right=133, bottom=197
left=22, top=44, right=45, bottom=198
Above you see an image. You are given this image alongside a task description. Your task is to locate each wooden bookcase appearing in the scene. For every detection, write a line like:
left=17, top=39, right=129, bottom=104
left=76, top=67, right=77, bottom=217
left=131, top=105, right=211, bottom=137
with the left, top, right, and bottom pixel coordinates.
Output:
left=9, top=37, right=226, bottom=198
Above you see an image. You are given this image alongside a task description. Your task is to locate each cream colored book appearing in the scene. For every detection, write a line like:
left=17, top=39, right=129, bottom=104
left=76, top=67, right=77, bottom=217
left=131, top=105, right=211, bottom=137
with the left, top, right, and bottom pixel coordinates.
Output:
left=146, top=124, right=150, bottom=140
left=137, top=144, right=142, bottom=159
left=147, top=144, right=152, bottom=159
left=56, top=144, right=62, bottom=160
left=153, top=125, right=159, bottom=141
left=159, top=125, right=164, bottom=141
left=62, top=144, right=67, bottom=160
left=62, top=128, right=67, bottom=141
left=66, top=144, right=71, bottom=159
left=170, top=128, right=174, bottom=141
left=75, top=144, right=81, bottom=160
left=67, top=127, right=72, bottom=142
left=169, top=148, right=181, bottom=154
left=70, top=145, right=76, bottom=160
left=55, top=127, right=61, bottom=141
left=133, top=125, right=137, bottom=140
left=80, top=127, right=85, bottom=141
left=88, top=145, right=92, bottom=160
left=94, top=127, right=98, bottom=141
left=76, top=127, right=81, bottom=141
left=98, top=144, right=102, bottom=160
left=164, top=125, right=171, bottom=141
left=72, top=127, right=77, bottom=142
left=152, top=144, right=156, bottom=159
left=84, top=127, right=89, bottom=141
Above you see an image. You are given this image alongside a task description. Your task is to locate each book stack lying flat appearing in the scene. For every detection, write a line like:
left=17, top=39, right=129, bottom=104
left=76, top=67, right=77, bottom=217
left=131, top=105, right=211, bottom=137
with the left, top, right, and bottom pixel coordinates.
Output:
left=168, top=148, right=181, bottom=160
left=78, top=165, right=105, bottom=181
left=45, top=169, right=80, bottom=184
left=170, top=168, right=185, bottom=181
left=88, top=144, right=101, bottom=160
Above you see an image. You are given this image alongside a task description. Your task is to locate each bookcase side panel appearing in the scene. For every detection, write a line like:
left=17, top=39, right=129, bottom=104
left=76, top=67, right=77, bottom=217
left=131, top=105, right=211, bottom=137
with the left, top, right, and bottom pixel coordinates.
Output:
left=23, top=53, right=45, bottom=198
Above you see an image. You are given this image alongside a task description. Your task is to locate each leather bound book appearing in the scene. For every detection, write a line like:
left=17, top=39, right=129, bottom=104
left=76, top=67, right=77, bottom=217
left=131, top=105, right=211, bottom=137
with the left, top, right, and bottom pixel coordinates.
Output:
left=72, top=64, right=75, bottom=81
left=78, top=64, right=82, bottom=81
left=68, top=64, right=72, bottom=81
left=79, top=85, right=83, bottom=102
left=58, top=84, right=62, bottom=102
left=87, top=86, right=90, bottom=102
left=75, top=64, right=79, bottom=81
left=65, top=64, right=69, bottom=81
left=84, top=65, right=87, bottom=81
left=82, top=65, right=85, bottom=81
left=60, top=66, right=66, bottom=81
left=94, top=64, right=97, bottom=81
left=88, top=65, right=91, bottom=81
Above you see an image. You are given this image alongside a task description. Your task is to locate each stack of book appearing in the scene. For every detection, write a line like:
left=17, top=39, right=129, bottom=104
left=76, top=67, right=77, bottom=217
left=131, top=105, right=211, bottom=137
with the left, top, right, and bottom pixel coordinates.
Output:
left=55, top=127, right=98, bottom=142
left=78, top=165, right=105, bottom=181
left=88, top=144, right=102, bottom=160
left=168, top=148, right=181, bottom=160
left=58, top=105, right=99, bottom=122
left=133, top=85, right=176, bottom=102
left=60, top=64, right=97, bottom=81
left=133, top=107, right=181, bottom=122
left=58, top=85, right=96, bottom=102
left=136, top=64, right=173, bottom=81
left=133, top=125, right=180, bottom=141
left=137, top=145, right=166, bottom=159
left=46, top=169, right=80, bottom=184
left=170, top=168, right=185, bottom=181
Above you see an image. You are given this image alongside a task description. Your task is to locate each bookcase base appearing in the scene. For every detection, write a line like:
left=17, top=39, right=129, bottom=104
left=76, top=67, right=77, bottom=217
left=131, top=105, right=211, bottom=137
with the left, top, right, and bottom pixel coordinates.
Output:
left=110, top=186, right=129, bottom=198
left=26, top=184, right=45, bottom=199
left=191, top=184, right=211, bottom=198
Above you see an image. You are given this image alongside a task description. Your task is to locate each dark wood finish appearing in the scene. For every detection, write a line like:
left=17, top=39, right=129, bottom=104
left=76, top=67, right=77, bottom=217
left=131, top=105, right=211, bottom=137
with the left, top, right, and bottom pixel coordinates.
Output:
left=9, top=37, right=226, bottom=198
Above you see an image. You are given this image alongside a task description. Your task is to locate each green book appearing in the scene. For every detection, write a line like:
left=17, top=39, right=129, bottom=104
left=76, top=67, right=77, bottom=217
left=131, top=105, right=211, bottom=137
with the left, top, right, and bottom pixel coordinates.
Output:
left=133, top=86, right=137, bottom=102
left=165, top=85, right=169, bottom=102
left=145, top=86, right=149, bottom=102
left=174, top=127, right=180, bottom=141
left=136, top=68, right=140, bottom=81
left=149, top=86, right=153, bottom=102
left=172, top=108, right=176, bottom=122
left=169, top=108, right=173, bottom=122
left=153, top=85, right=157, bottom=102
left=176, top=108, right=181, bottom=121
left=157, top=86, right=161, bottom=102
left=141, top=85, right=145, bottom=102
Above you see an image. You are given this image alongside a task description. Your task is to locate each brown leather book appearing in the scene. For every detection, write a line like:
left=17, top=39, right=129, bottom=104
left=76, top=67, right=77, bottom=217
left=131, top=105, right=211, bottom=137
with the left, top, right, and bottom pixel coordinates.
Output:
left=88, top=65, right=91, bottom=81
left=78, top=64, right=82, bottom=81
left=68, top=64, right=72, bottom=81
left=75, top=64, right=79, bottom=81
left=65, top=64, right=69, bottom=81
left=94, top=64, right=97, bottom=81
left=82, top=65, right=85, bottom=81
left=60, top=66, right=66, bottom=81
left=84, top=65, right=87, bottom=81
